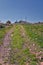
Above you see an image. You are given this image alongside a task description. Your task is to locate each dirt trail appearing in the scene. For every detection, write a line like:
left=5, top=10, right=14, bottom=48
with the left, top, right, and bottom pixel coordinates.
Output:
left=19, top=25, right=43, bottom=65
left=0, top=27, right=14, bottom=65
left=0, top=24, right=43, bottom=65
left=19, top=25, right=39, bottom=53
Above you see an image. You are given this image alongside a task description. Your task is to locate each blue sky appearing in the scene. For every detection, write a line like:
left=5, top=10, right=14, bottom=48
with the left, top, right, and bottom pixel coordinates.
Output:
left=0, top=0, right=43, bottom=23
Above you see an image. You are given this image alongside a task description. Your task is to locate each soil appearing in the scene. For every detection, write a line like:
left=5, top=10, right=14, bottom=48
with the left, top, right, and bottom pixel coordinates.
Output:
left=40, top=62, right=43, bottom=65
left=0, top=28, right=14, bottom=65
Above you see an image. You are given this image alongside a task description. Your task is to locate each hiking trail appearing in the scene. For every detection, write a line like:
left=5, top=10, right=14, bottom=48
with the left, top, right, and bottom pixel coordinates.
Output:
left=0, top=27, right=14, bottom=65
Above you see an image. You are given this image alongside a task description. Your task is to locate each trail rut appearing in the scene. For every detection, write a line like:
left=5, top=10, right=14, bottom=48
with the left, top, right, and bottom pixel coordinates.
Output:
left=19, top=25, right=43, bottom=65
left=0, top=28, right=14, bottom=65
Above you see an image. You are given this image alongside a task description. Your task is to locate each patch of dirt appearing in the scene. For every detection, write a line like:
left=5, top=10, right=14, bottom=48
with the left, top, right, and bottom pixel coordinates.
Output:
left=0, top=28, right=14, bottom=65
left=40, top=62, right=43, bottom=65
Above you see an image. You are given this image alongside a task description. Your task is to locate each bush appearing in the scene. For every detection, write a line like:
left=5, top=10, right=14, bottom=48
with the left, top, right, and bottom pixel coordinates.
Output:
left=0, top=24, right=5, bottom=28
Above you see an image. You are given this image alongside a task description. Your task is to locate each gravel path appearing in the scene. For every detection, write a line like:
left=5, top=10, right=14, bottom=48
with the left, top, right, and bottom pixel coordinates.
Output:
left=0, top=28, right=14, bottom=65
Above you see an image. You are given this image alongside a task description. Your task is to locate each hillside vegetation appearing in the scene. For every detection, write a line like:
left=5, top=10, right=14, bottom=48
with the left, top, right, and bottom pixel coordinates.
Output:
left=9, top=24, right=42, bottom=65
left=23, top=23, right=43, bottom=48
left=0, top=23, right=43, bottom=65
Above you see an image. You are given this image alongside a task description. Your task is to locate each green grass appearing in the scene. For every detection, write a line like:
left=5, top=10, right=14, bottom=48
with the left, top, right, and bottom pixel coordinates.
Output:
left=10, top=24, right=37, bottom=65
left=23, top=24, right=43, bottom=48
left=11, top=25, right=24, bottom=49
left=10, top=24, right=25, bottom=64
left=30, top=61, right=37, bottom=65
left=0, top=28, right=5, bottom=45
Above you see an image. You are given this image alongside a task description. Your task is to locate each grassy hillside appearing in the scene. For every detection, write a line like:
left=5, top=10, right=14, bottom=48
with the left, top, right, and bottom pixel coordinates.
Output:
left=23, top=23, right=43, bottom=48
left=0, top=23, right=43, bottom=65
